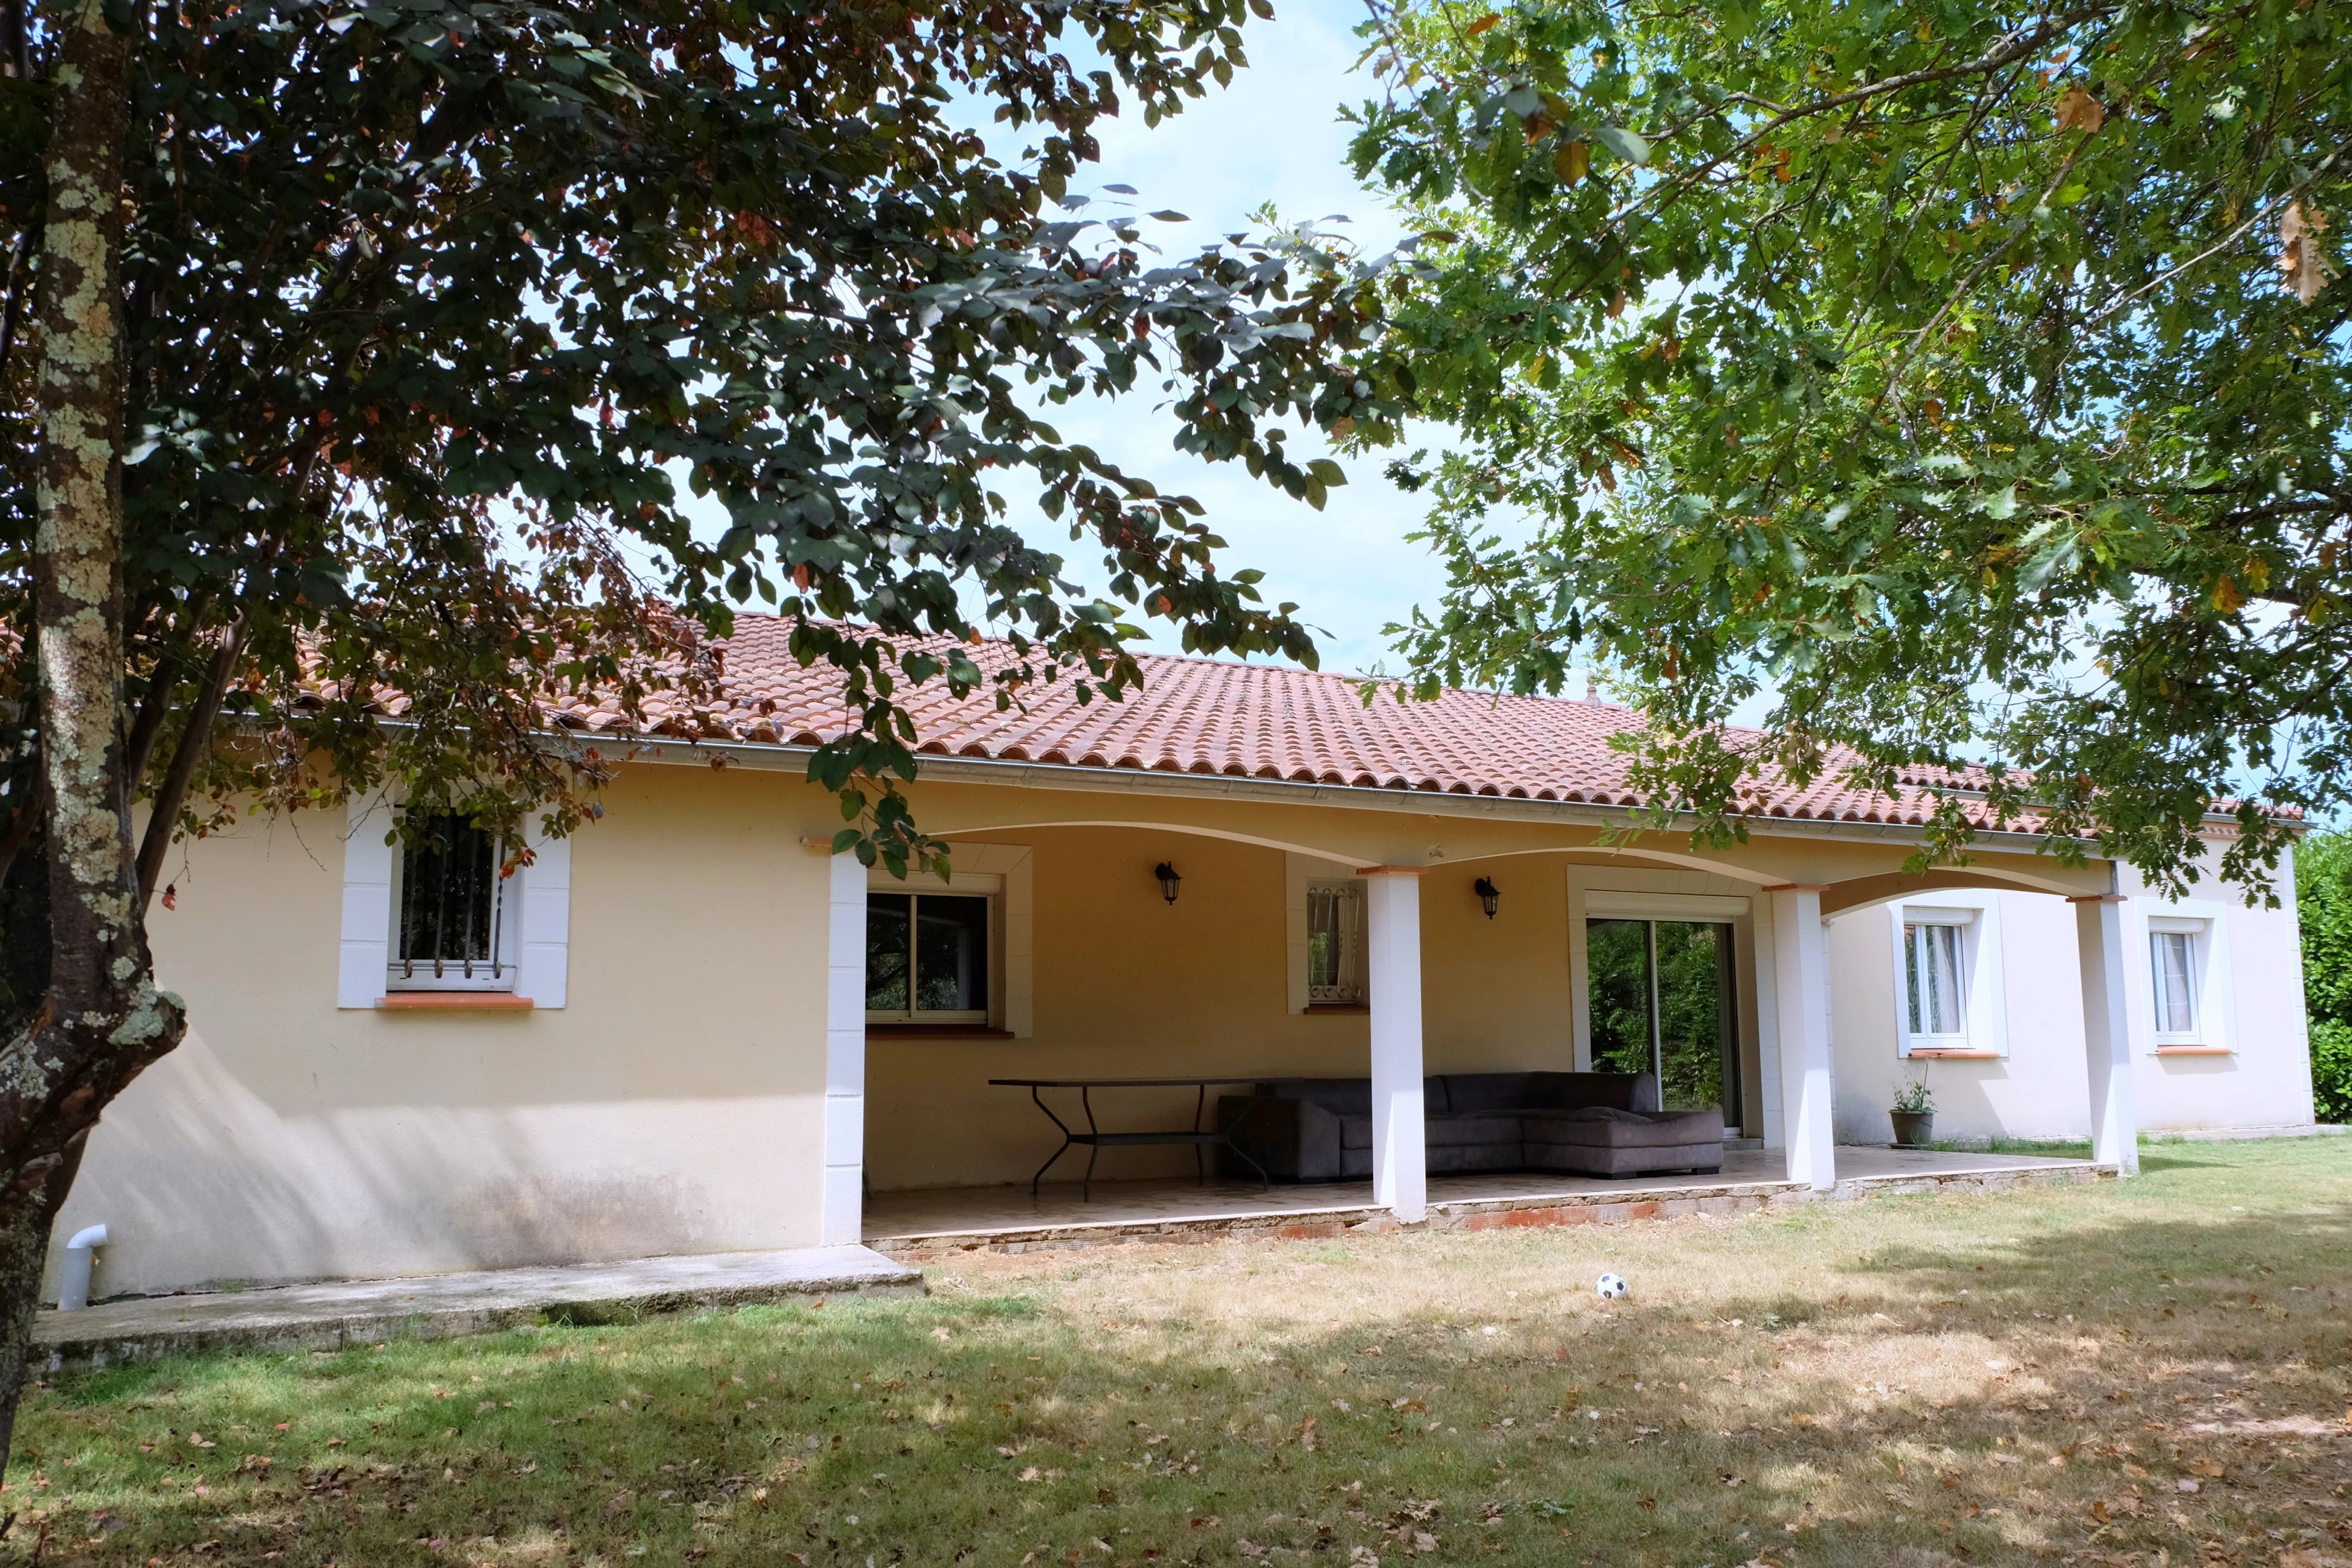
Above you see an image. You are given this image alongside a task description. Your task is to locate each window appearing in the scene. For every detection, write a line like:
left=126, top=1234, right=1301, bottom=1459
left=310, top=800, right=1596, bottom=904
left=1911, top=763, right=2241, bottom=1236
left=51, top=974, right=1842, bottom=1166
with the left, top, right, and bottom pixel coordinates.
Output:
left=2150, top=928, right=2199, bottom=1040
left=866, top=892, right=991, bottom=1023
left=1584, top=916, right=1740, bottom=1115
left=1305, top=879, right=1366, bottom=1005
left=388, top=814, right=516, bottom=990
left=1903, top=920, right=1967, bottom=1044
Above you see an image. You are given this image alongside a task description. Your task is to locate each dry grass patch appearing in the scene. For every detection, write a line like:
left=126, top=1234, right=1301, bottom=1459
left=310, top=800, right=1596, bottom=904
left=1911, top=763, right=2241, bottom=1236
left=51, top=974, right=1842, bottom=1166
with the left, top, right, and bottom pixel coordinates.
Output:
left=5, top=1137, right=2350, bottom=1567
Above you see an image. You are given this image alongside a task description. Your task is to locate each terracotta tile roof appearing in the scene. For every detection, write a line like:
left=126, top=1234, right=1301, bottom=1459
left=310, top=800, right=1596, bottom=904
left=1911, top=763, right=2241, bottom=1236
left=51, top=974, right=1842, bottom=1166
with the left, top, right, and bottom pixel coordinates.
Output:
left=500, top=614, right=2036, bottom=833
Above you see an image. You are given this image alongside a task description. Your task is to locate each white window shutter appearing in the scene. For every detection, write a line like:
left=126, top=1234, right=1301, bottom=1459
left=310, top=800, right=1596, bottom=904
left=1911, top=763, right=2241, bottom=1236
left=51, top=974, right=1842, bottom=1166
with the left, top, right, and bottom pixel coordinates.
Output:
left=338, top=796, right=396, bottom=1009
left=515, top=818, right=572, bottom=1009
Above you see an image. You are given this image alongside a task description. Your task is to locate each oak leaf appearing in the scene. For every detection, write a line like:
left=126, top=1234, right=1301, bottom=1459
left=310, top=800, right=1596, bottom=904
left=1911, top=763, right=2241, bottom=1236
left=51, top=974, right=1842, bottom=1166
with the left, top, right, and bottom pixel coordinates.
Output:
left=2055, top=86, right=2106, bottom=134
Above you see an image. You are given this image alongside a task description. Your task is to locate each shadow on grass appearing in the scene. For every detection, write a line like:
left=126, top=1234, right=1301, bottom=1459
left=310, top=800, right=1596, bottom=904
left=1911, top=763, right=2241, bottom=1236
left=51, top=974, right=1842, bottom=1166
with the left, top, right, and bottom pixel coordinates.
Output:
left=9, top=1142, right=2350, bottom=1568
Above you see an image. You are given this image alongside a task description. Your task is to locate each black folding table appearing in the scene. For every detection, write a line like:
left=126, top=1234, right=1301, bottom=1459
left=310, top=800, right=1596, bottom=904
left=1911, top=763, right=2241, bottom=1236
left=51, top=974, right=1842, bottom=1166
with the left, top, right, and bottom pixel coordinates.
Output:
left=989, top=1077, right=1274, bottom=1199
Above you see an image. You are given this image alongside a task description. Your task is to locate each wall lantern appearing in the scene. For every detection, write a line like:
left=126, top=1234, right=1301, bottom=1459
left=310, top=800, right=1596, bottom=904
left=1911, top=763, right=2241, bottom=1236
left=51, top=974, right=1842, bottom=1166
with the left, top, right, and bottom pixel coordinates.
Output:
left=1153, top=862, right=1183, bottom=905
left=1473, top=876, right=1502, bottom=920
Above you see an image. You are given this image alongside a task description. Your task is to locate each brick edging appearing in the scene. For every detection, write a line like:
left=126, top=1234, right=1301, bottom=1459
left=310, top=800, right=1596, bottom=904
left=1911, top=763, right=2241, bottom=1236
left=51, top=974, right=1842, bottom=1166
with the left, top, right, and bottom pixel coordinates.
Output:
left=871, top=1162, right=2106, bottom=1261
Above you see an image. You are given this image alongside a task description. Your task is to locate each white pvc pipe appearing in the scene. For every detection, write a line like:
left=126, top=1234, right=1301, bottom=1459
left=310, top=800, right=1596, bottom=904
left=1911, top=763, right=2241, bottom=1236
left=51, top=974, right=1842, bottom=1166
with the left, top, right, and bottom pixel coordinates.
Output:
left=57, top=1224, right=106, bottom=1312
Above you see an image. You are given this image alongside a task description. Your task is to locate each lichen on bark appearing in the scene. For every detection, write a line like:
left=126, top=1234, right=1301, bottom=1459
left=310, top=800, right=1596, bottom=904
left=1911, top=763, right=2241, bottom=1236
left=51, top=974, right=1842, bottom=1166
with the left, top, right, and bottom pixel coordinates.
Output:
left=0, top=0, right=185, bottom=1475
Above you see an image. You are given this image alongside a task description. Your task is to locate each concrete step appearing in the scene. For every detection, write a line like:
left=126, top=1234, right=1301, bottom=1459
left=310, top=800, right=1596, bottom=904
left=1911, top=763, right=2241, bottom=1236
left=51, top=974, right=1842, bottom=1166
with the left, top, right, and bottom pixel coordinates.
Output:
left=35, top=1245, right=923, bottom=1372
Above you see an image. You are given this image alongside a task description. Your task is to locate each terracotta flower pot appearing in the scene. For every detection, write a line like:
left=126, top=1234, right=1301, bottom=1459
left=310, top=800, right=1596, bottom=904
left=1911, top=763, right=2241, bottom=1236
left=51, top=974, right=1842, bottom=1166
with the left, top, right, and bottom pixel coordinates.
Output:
left=1890, top=1110, right=1935, bottom=1148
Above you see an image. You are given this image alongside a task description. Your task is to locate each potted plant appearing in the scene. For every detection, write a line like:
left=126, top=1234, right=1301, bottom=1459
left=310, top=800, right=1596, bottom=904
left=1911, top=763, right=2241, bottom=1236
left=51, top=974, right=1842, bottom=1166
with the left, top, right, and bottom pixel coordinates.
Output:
left=1890, top=1075, right=1935, bottom=1148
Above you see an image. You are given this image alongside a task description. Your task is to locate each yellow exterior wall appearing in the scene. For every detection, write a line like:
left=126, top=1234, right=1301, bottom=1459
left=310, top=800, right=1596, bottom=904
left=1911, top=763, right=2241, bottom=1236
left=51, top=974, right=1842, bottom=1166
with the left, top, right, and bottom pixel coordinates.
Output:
left=865, top=827, right=1585, bottom=1192
left=56, top=764, right=839, bottom=1297
left=54, top=749, right=2124, bottom=1292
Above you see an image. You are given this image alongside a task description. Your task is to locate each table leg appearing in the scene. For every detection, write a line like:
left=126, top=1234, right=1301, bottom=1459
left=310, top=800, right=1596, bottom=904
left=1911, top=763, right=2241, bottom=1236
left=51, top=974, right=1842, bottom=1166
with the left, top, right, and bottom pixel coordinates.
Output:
left=1218, top=1097, right=1272, bottom=1192
left=1082, top=1085, right=1100, bottom=1202
left=1026, top=1085, right=1076, bottom=1197
left=1192, top=1083, right=1207, bottom=1186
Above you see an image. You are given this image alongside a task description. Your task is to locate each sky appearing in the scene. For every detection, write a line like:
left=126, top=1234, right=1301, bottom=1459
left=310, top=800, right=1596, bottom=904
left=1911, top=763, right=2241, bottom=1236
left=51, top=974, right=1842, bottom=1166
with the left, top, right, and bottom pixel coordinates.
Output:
left=974, top=0, right=1461, bottom=680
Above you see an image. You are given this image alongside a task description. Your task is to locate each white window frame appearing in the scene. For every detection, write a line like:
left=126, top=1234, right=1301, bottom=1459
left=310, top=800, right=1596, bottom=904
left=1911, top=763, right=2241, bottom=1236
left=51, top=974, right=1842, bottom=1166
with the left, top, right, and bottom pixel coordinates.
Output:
left=1285, top=854, right=1368, bottom=1011
left=338, top=793, right=571, bottom=1009
left=1886, top=895, right=2009, bottom=1058
left=2139, top=903, right=2231, bottom=1052
left=864, top=870, right=1004, bottom=1027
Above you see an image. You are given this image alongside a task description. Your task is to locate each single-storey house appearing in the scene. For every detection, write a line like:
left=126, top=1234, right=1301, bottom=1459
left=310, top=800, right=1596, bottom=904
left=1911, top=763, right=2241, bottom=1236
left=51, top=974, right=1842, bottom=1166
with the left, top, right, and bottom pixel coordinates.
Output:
left=55, top=615, right=2317, bottom=1297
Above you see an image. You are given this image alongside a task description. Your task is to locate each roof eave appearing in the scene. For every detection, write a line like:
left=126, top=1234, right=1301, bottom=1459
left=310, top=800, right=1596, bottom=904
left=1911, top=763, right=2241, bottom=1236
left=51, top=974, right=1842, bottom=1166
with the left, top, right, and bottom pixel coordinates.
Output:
left=619, top=735, right=2094, bottom=858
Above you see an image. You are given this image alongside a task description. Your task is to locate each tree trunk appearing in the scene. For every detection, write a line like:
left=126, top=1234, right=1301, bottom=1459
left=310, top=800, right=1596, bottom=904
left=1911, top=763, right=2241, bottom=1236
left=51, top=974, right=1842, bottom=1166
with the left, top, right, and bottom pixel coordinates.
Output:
left=0, top=0, right=181, bottom=1480
left=0, top=1139, right=81, bottom=1469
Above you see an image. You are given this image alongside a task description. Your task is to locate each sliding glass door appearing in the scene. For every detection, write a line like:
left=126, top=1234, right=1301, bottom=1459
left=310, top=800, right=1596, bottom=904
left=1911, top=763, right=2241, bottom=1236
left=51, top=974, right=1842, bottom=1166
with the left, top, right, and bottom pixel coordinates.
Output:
left=1585, top=919, right=1742, bottom=1124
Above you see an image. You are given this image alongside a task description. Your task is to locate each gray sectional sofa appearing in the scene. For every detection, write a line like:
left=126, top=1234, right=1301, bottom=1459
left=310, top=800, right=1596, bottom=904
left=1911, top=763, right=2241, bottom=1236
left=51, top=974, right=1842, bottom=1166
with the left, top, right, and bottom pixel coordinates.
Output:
left=1215, top=1071, right=1724, bottom=1182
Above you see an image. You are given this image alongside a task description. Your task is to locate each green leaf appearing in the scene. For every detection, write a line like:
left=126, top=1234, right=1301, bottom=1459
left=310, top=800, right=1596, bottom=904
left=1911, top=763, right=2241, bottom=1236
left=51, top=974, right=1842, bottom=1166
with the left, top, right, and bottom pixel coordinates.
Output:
left=1591, top=125, right=1648, bottom=165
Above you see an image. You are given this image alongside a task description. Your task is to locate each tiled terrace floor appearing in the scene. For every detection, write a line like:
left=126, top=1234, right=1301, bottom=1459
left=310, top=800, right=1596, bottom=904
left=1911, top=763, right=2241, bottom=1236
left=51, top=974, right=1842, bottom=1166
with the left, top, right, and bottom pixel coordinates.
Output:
left=864, top=1145, right=2100, bottom=1256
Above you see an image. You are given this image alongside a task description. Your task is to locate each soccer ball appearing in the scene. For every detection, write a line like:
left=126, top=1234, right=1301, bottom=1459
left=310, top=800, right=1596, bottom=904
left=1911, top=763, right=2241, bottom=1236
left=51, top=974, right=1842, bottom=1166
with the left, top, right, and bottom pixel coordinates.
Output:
left=1596, top=1272, right=1628, bottom=1300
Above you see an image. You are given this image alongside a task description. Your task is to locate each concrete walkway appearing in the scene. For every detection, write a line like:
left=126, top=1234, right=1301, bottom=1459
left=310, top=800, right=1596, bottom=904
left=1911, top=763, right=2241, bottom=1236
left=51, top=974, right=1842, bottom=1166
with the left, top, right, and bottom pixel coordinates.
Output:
left=34, top=1245, right=923, bottom=1372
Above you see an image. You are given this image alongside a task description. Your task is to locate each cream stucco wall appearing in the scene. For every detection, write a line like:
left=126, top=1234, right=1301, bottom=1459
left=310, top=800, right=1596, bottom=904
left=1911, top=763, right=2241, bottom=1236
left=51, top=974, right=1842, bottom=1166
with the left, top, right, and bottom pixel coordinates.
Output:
left=866, top=826, right=1604, bottom=1193
left=49, top=745, right=2318, bottom=1298
left=55, top=764, right=841, bottom=1299
left=1824, top=847, right=2318, bottom=1145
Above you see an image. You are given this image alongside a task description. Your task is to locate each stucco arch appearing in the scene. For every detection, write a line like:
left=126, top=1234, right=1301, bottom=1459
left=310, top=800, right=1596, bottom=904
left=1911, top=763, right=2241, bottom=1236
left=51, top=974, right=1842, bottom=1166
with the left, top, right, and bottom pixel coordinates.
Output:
left=1821, top=864, right=2102, bottom=919
left=934, top=818, right=1372, bottom=866
left=1439, top=842, right=1783, bottom=885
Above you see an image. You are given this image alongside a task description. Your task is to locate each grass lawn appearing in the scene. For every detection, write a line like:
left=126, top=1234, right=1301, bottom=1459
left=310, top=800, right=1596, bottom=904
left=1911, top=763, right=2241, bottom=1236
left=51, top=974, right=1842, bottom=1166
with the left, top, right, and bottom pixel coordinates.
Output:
left=9, top=1139, right=2352, bottom=1567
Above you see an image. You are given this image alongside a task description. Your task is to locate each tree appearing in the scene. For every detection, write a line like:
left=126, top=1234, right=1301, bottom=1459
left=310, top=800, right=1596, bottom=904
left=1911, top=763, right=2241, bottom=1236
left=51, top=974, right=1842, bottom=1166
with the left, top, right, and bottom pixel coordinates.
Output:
left=2295, top=830, right=2352, bottom=1123
left=0, top=0, right=1394, bottom=1464
left=1344, top=0, right=2349, bottom=892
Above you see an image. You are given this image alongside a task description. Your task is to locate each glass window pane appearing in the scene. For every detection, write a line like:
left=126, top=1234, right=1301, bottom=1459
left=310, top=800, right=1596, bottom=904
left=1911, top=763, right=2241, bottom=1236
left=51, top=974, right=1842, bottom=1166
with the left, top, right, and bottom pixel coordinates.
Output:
left=1306, top=882, right=1364, bottom=1002
left=1586, top=919, right=1654, bottom=1077
left=914, top=895, right=989, bottom=1013
left=866, top=893, right=911, bottom=1012
left=1904, top=924, right=1924, bottom=1035
left=1905, top=922, right=1966, bottom=1037
left=1307, top=887, right=1341, bottom=992
left=399, top=814, right=500, bottom=971
left=1655, top=921, right=1734, bottom=1113
left=2151, top=932, right=2194, bottom=1033
left=1933, top=925, right=1963, bottom=1033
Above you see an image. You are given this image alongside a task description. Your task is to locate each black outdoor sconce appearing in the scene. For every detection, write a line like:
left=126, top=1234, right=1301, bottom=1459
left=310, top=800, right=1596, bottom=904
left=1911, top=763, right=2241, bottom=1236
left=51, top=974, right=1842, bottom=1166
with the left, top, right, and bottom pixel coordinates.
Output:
left=1154, top=862, right=1183, bottom=905
left=1474, top=876, right=1501, bottom=920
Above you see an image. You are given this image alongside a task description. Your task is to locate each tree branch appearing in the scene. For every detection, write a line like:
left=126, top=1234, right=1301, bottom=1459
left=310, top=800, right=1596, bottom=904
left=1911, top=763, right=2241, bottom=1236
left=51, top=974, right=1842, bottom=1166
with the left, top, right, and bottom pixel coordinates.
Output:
left=134, top=617, right=247, bottom=911
left=0, top=772, right=42, bottom=894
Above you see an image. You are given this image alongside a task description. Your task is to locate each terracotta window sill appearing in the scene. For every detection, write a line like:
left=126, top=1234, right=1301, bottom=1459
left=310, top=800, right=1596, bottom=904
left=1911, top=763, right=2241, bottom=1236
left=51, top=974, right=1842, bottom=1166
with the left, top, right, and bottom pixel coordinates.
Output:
left=378, top=993, right=534, bottom=1012
left=1904, top=1048, right=2000, bottom=1059
left=1304, top=1003, right=1370, bottom=1015
left=867, top=1025, right=1015, bottom=1040
left=2153, top=1044, right=2232, bottom=1056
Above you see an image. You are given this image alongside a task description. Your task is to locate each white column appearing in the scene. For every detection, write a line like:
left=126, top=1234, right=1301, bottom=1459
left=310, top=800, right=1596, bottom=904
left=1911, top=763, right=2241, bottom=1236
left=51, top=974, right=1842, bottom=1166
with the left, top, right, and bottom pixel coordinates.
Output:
left=822, top=852, right=869, bottom=1245
left=1768, top=885, right=1835, bottom=1190
left=1363, top=868, right=1427, bottom=1222
left=2072, top=893, right=2142, bottom=1176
